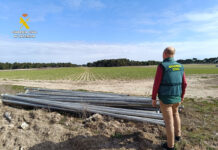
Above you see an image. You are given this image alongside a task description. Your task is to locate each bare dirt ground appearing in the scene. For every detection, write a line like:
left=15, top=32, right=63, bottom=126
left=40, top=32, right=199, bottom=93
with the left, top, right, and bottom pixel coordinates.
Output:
left=0, top=74, right=217, bottom=150
left=0, top=74, right=218, bottom=98
left=0, top=102, right=166, bottom=150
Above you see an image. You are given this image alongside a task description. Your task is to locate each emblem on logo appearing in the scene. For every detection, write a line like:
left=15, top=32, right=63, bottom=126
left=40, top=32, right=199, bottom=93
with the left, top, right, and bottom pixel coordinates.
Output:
left=20, top=13, right=29, bottom=29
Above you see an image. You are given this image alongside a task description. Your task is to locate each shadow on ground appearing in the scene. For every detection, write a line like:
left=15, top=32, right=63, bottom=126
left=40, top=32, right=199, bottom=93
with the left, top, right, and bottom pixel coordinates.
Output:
left=29, top=132, right=161, bottom=150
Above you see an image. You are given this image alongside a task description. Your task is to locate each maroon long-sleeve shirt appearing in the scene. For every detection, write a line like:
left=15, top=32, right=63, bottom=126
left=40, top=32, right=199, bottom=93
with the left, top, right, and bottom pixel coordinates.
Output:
left=152, top=64, right=187, bottom=101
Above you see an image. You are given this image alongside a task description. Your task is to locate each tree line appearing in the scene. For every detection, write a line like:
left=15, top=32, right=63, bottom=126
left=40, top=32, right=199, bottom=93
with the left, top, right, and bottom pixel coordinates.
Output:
left=87, top=58, right=160, bottom=67
left=0, top=57, right=217, bottom=70
left=177, top=57, right=218, bottom=64
left=87, top=57, right=218, bottom=67
left=0, top=63, right=78, bottom=70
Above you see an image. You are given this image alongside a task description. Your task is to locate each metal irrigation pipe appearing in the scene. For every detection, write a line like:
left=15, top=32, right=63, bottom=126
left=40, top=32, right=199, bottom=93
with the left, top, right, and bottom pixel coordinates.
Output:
left=16, top=94, right=155, bottom=106
left=3, top=94, right=162, bottom=119
left=25, top=88, right=153, bottom=100
left=25, top=88, right=128, bottom=97
left=2, top=95, right=164, bottom=126
left=21, top=92, right=153, bottom=102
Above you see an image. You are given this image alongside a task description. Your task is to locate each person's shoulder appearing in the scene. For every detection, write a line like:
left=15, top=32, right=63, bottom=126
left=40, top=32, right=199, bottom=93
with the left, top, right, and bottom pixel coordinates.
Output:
left=157, top=63, right=164, bottom=71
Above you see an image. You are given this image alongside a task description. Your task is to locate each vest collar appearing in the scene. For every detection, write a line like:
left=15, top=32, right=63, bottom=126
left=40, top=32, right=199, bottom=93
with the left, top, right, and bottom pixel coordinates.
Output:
left=163, top=57, right=174, bottom=62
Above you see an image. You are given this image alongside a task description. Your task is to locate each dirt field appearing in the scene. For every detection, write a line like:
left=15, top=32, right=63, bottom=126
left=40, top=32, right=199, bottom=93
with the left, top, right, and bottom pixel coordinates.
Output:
left=0, top=74, right=217, bottom=150
left=0, top=74, right=218, bottom=98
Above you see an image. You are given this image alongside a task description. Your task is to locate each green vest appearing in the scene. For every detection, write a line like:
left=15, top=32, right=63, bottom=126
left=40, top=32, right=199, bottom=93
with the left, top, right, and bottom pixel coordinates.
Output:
left=158, top=57, right=184, bottom=104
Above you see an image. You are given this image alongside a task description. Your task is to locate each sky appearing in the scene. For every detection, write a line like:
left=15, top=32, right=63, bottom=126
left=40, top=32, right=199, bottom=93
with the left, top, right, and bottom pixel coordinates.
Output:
left=0, top=0, right=218, bottom=64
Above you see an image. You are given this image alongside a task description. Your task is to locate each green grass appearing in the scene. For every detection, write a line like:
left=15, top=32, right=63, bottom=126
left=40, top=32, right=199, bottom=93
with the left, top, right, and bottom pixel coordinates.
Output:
left=111, top=132, right=124, bottom=139
left=209, top=86, right=218, bottom=88
left=59, top=116, right=68, bottom=125
left=0, top=67, right=84, bottom=80
left=183, top=64, right=218, bottom=75
left=183, top=64, right=217, bottom=68
left=90, top=66, right=156, bottom=80
left=0, top=64, right=217, bottom=80
left=175, top=98, right=218, bottom=149
left=0, top=85, right=26, bottom=93
left=10, top=85, right=26, bottom=92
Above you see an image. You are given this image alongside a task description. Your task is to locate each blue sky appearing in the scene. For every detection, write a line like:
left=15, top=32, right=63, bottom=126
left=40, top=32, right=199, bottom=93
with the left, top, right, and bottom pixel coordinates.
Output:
left=0, top=0, right=218, bottom=64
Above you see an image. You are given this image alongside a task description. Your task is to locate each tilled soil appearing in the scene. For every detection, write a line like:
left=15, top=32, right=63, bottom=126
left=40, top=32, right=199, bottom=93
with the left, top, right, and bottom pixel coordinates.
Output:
left=0, top=74, right=218, bottom=98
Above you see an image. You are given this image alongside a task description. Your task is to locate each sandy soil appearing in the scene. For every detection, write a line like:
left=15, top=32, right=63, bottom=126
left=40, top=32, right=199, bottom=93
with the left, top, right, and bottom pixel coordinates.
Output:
left=0, top=101, right=166, bottom=150
left=0, top=74, right=217, bottom=98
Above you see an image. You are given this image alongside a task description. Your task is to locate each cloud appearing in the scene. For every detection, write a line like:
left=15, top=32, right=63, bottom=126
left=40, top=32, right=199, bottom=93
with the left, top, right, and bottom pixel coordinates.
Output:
left=136, top=29, right=161, bottom=34
left=88, top=0, right=104, bottom=9
left=184, top=10, right=218, bottom=22
left=0, top=1, right=63, bottom=22
left=0, top=39, right=217, bottom=64
left=31, top=4, right=63, bottom=22
left=63, top=0, right=104, bottom=9
left=177, top=7, right=218, bottom=34
left=135, top=6, right=218, bottom=39
left=63, top=0, right=83, bottom=8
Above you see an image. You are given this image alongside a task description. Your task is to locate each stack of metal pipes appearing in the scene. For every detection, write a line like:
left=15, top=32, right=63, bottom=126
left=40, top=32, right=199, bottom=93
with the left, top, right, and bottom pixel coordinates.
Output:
left=1, top=88, right=164, bottom=126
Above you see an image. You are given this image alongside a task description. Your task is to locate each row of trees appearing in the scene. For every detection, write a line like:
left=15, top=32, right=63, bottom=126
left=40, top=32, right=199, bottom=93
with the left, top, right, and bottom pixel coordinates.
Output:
left=87, top=58, right=160, bottom=67
left=0, top=57, right=217, bottom=69
left=87, top=57, right=218, bottom=67
left=0, top=63, right=78, bottom=70
left=177, top=57, right=218, bottom=64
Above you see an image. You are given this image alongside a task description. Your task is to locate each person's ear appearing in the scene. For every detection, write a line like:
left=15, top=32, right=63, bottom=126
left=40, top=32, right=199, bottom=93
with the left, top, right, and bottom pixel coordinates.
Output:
left=163, top=52, right=166, bottom=58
